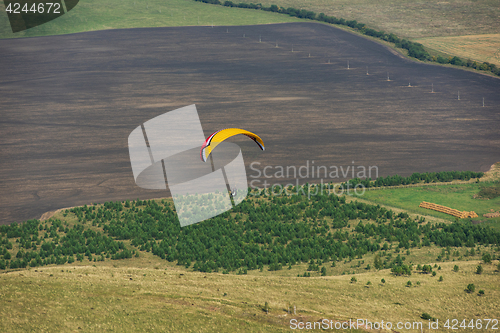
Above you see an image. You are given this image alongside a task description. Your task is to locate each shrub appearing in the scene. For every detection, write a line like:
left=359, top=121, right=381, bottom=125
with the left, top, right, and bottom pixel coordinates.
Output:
left=453, top=265, right=459, bottom=272
left=449, top=56, right=463, bottom=66
left=422, top=265, right=432, bottom=273
left=466, top=284, right=475, bottom=293
left=351, top=277, right=357, bottom=283
left=479, top=63, right=490, bottom=71
left=421, top=312, right=435, bottom=321
left=381, top=278, right=385, bottom=284
left=406, top=280, right=412, bottom=287
left=478, top=290, right=485, bottom=296
left=476, top=265, right=483, bottom=274
left=263, top=301, right=270, bottom=313
left=437, top=56, right=448, bottom=64
left=432, top=271, right=436, bottom=277
left=438, top=276, right=443, bottom=282
left=482, top=253, right=491, bottom=264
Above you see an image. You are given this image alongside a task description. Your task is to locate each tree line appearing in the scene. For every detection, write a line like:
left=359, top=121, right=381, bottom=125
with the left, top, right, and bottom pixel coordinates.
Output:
left=343, top=170, right=483, bottom=189
left=193, top=0, right=500, bottom=77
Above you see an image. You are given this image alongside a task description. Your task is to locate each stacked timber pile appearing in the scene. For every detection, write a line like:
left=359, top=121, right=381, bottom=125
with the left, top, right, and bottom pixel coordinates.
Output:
left=419, top=201, right=478, bottom=218
left=484, top=211, right=500, bottom=218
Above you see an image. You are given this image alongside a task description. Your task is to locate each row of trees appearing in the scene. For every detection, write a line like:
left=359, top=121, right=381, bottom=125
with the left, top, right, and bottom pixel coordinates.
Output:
left=193, top=0, right=500, bottom=76
left=435, top=56, right=499, bottom=75
left=344, top=170, right=483, bottom=188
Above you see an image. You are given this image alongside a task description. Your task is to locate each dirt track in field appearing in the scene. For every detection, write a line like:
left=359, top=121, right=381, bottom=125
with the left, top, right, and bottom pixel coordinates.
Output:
left=0, top=22, right=499, bottom=225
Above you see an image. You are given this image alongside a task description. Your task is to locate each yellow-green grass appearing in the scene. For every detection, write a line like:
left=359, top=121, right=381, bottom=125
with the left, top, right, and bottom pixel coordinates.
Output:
left=0, top=0, right=301, bottom=39
left=414, top=34, right=500, bottom=67
left=1, top=250, right=498, bottom=333
left=256, top=0, right=500, bottom=39
left=482, top=162, right=500, bottom=182
left=351, top=183, right=500, bottom=230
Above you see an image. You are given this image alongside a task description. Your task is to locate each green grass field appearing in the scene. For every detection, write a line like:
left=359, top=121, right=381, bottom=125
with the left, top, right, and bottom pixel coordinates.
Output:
left=0, top=0, right=300, bottom=39
left=352, top=182, right=500, bottom=230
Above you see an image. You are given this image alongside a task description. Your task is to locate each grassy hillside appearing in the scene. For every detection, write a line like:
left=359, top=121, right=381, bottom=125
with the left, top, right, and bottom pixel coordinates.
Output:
left=414, top=34, right=500, bottom=67
left=256, top=0, right=500, bottom=39
left=0, top=0, right=300, bottom=39
left=1, top=246, right=498, bottom=332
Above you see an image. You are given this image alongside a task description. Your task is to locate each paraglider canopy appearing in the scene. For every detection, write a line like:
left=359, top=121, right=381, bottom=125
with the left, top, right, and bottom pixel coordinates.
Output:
left=201, top=128, right=265, bottom=162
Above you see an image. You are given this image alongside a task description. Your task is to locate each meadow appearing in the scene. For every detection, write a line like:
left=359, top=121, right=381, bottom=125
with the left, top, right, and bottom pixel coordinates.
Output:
left=255, top=0, right=500, bottom=39
left=0, top=0, right=299, bottom=39
left=1, top=254, right=499, bottom=332
left=414, top=34, right=500, bottom=67
left=352, top=182, right=500, bottom=230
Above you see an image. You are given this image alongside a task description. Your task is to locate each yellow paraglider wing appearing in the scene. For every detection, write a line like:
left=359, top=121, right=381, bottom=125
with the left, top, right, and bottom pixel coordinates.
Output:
left=201, top=128, right=265, bottom=162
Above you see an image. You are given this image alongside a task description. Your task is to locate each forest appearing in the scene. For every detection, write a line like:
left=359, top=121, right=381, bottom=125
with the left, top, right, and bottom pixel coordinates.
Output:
left=1, top=183, right=498, bottom=275
left=0, top=216, right=134, bottom=270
